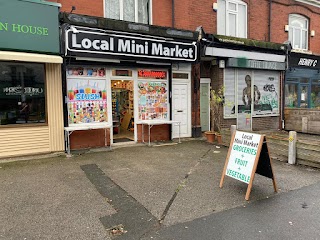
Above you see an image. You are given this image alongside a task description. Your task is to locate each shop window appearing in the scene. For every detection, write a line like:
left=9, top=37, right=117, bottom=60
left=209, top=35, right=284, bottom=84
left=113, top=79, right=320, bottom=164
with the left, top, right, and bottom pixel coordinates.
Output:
left=66, top=67, right=108, bottom=125
left=224, top=69, right=280, bottom=117
left=137, top=69, right=168, bottom=120
left=217, top=0, right=247, bottom=38
left=0, top=62, right=46, bottom=126
left=285, top=83, right=298, bottom=108
left=105, top=0, right=151, bottom=24
left=311, top=80, right=320, bottom=109
left=285, top=69, right=320, bottom=109
left=288, top=14, right=308, bottom=50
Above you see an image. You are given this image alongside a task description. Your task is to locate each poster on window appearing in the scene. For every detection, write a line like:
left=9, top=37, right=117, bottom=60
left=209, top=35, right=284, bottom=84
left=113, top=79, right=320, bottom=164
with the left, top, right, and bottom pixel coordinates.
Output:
left=66, top=73, right=108, bottom=125
left=224, top=69, right=279, bottom=118
left=253, top=70, right=279, bottom=116
left=137, top=81, right=168, bottom=120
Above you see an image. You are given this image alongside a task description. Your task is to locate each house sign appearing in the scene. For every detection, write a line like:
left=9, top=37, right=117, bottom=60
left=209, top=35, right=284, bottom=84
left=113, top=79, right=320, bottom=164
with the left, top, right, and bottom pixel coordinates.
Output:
left=65, top=26, right=197, bottom=62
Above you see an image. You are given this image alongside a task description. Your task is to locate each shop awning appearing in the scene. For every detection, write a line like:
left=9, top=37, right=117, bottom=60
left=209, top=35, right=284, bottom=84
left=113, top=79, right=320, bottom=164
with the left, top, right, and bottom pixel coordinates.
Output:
left=205, top=47, right=286, bottom=62
left=0, top=51, right=63, bottom=64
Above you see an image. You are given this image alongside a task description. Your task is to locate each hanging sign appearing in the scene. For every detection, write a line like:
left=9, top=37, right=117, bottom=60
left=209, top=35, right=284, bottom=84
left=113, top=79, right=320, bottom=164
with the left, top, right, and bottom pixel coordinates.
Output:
left=219, top=131, right=277, bottom=200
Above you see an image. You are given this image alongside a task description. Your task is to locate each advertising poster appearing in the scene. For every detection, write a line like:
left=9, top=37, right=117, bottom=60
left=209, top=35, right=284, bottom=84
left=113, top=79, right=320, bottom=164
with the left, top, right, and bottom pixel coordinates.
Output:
left=224, top=69, right=279, bottom=118
left=66, top=67, right=107, bottom=125
left=137, top=81, right=168, bottom=120
left=226, top=131, right=261, bottom=184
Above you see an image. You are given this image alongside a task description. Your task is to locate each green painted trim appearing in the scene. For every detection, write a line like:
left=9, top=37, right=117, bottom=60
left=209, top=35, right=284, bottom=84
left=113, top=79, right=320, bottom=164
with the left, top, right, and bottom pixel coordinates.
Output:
left=213, top=34, right=285, bottom=51
left=18, top=0, right=61, bottom=7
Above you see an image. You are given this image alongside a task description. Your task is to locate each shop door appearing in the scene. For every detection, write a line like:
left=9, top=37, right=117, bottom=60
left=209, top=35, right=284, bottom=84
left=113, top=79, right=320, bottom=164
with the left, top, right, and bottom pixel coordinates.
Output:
left=200, top=82, right=210, bottom=132
left=172, top=83, right=191, bottom=138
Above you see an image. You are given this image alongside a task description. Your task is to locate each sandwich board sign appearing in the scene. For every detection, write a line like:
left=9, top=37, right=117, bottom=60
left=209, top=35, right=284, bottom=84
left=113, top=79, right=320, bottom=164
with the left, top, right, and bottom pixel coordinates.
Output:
left=219, top=131, right=277, bottom=200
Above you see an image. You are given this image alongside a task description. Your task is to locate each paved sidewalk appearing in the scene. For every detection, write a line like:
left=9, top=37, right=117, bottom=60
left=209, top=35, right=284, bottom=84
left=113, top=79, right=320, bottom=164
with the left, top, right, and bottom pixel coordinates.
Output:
left=1, top=139, right=320, bottom=239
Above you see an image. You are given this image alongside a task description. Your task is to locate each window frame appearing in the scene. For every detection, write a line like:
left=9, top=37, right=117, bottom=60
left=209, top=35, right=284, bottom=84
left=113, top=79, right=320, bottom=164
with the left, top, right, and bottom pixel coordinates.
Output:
left=217, top=0, right=247, bottom=38
left=288, top=14, right=309, bottom=50
left=104, top=0, right=152, bottom=24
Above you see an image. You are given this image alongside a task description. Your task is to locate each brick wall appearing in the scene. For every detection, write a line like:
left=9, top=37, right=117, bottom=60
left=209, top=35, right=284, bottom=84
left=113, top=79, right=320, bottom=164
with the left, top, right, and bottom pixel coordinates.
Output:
left=70, top=129, right=111, bottom=150
left=137, top=124, right=170, bottom=142
left=52, top=0, right=104, bottom=17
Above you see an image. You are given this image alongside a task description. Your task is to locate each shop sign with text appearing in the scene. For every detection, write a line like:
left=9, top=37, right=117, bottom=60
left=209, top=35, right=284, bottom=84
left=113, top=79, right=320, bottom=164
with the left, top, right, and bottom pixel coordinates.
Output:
left=65, top=26, right=197, bottom=62
left=226, top=131, right=261, bottom=184
left=0, top=0, right=60, bottom=54
left=227, top=58, right=285, bottom=70
left=289, top=53, right=320, bottom=69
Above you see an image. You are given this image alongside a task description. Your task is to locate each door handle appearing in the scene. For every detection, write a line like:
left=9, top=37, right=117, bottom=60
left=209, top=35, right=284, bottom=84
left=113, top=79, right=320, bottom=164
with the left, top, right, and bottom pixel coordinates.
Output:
left=177, top=110, right=183, bottom=112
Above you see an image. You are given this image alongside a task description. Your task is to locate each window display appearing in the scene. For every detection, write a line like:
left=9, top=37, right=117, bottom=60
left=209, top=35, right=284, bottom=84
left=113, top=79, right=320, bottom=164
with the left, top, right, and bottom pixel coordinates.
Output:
left=0, top=62, right=45, bottom=125
left=66, top=67, right=108, bottom=125
left=285, top=68, right=320, bottom=109
left=224, top=69, right=280, bottom=117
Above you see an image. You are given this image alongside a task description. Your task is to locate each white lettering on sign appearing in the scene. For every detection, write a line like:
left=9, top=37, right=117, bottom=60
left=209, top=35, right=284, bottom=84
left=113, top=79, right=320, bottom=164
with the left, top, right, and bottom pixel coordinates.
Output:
left=68, top=28, right=196, bottom=61
left=225, top=131, right=262, bottom=184
left=298, top=58, right=318, bottom=67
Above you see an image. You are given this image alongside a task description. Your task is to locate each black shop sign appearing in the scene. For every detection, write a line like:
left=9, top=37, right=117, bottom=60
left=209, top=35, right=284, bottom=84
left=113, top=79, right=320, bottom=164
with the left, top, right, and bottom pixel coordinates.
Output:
left=289, top=52, right=320, bottom=69
left=64, top=25, right=197, bottom=62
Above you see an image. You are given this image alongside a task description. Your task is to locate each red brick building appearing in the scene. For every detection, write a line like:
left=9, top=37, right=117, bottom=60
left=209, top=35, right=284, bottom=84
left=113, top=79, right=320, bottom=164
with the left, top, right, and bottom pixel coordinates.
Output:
left=53, top=0, right=320, bottom=149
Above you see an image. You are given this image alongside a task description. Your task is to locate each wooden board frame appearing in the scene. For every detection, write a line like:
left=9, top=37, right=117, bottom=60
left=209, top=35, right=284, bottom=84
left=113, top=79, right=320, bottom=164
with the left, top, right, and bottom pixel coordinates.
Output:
left=219, top=131, right=278, bottom=201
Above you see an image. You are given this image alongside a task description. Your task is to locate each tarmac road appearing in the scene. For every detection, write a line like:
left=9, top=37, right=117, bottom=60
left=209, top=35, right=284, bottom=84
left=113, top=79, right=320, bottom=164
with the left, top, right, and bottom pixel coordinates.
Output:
left=142, top=182, right=320, bottom=240
left=1, top=139, right=320, bottom=239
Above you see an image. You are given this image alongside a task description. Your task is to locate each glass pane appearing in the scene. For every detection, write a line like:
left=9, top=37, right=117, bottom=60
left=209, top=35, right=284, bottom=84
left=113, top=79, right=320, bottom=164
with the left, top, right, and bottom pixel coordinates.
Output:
left=294, top=28, right=301, bottom=49
left=138, top=0, right=149, bottom=24
left=311, top=85, right=320, bottom=109
left=228, top=13, right=236, bottom=37
left=106, top=0, right=120, bottom=20
left=172, top=73, right=188, bottom=79
left=217, top=0, right=226, bottom=35
left=0, top=62, right=46, bottom=125
left=124, top=0, right=135, bottom=22
left=285, top=84, right=298, bottom=108
left=300, top=85, right=308, bottom=108
left=238, top=4, right=246, bottom=38
left=228, top=2, right=236, bottom=11
left=302, top=30, right=308, bottom=49
left=300, top=78, right=309, bottom=84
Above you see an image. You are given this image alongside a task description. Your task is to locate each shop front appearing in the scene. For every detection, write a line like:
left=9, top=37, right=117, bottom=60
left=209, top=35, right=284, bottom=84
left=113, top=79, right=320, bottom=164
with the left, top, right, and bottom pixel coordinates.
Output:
left=284, top=52, right=320, bottom=134
left=201, top=34, right=286, bottom=132
left=60, top=13, right=197, bottom=150
left=0, top=0, right=63, bottom=158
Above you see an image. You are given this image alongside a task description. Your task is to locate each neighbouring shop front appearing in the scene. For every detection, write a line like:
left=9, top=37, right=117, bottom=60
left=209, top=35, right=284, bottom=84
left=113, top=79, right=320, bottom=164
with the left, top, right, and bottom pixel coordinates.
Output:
left=200, top=34, right=286, bottom=132
left=60, top=13, right=197, bottom=150
left=284, top=52, right=320, bottom=134
left=0, top=0, right=63, bottom=158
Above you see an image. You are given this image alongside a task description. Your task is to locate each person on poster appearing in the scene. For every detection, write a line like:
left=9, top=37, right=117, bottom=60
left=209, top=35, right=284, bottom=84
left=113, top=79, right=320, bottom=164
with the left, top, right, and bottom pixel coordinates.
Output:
left=242, top=75, right=261, bottom=106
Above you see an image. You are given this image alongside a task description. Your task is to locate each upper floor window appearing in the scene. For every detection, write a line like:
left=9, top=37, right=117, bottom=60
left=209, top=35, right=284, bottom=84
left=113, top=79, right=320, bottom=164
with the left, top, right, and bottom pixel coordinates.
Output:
left=105, top=0, right=151, bottom=24
left=289, top=14, right=308, bottom=50
left=217, top=0, right=247, bottom=38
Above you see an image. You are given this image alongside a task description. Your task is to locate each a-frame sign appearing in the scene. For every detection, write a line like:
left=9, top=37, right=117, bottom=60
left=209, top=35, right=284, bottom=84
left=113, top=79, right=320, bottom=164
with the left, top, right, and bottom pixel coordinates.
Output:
left=220, top=131, right=277, bottom=201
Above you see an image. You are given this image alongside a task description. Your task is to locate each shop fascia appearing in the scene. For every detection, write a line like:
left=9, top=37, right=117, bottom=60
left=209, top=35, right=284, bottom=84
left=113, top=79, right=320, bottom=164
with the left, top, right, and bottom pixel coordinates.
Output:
left=65, top=26, right=197, bottom=61
left=289, top=53, right=320, bottom=69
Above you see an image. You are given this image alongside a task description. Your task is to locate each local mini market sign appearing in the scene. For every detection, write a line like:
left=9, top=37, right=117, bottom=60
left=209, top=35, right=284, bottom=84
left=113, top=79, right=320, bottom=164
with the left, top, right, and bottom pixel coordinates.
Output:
left=65, top=26, right=197, bottom=61
left=220, top=131, right=277, bottom=200
left=0, top=0, right=60, bottom=54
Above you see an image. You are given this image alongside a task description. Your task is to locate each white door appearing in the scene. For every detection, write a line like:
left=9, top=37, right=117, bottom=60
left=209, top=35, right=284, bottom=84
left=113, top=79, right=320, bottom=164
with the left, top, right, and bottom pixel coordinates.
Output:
left=172, top=83, right=191, bottom=138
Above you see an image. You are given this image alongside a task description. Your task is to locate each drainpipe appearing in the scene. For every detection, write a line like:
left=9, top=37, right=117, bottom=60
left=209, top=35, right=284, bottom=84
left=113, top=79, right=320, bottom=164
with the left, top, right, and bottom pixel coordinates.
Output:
left=172, top=0, right=175, bottom=28
left=268, top=0, right=272, bottom=42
